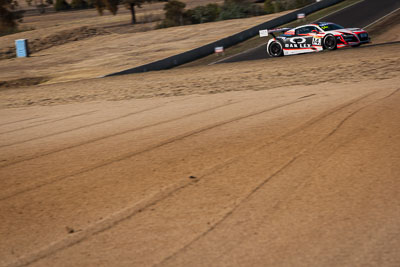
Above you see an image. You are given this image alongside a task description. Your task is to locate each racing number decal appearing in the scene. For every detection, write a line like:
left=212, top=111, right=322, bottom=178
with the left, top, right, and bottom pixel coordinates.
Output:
left=312, top=37, right=321, bottom=46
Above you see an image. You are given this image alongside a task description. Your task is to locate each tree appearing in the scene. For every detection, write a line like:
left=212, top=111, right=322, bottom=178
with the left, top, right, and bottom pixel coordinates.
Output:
left=54, top=0, right=71, bottom=11
left=0, top=0, right=24, bottom=34
left=264, top=0, right=274, bottom=14
left=90, top=0, right=165, bottom=24
left=123, top=0, right=145, bottom=24
left=164, top=0, right=185, bottom=25
left=190, top=3, right=220, bottom=24
left=71, top=0, right=88, bottom=9
left=273, top=0, right=285, bottom=12
left=89, top=0, right=105, bottom=15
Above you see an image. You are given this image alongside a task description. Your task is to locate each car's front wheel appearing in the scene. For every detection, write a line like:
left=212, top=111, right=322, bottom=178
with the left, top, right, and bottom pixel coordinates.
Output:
left=323, top=35, right=337, bottom=50
left=268, top=41, right=283, bottom=57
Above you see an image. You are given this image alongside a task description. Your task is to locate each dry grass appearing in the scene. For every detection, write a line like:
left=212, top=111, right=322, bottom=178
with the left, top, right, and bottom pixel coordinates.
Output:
left=0, top=10, right=292, bottom=84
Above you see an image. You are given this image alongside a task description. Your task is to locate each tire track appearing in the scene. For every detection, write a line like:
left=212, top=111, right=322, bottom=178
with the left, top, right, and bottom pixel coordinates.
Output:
left=0, top=90, right=378, bottom=201
left=0, top=99, right=237, bottom=169
left=0, top=95, right=197, bottom=138
left=0, top=100, right=241, bottom=200
left=6, top=89, right=392, bottom=267
left=0, top=110, right=97, bottom=136
left=321, top=88, right=400, bottom=142
left=0, top=97, right=309, bottom=202
left=5, top=97, right=310, bottom=267
left=0, top=97, right=197, bottom=166
left=156, top=88, right=400, bottom=266
left=0, top=116, right=41, bottom=127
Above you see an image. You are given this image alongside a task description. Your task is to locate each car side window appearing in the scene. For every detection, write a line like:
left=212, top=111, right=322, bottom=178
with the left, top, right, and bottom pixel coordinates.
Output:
left=296, top=26, right=319, bottom=35
left=295, top=27, right=306, bottom=35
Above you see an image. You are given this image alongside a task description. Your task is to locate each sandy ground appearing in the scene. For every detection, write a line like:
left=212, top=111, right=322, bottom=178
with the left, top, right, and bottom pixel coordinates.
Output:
left=0, top=43, right=399, bottom=266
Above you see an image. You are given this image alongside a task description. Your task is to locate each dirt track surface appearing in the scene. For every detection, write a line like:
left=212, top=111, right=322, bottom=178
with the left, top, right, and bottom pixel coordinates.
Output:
left=0, top=44, right=400, bottom=266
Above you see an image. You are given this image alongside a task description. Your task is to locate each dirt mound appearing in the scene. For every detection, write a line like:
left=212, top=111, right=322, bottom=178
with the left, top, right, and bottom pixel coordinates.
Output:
left=0, top=26, right=110, bottom=60
left=0, top=77, right=48, bottom=89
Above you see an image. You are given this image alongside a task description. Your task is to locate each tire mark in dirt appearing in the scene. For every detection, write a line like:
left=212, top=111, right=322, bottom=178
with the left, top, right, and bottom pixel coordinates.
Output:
left=0, top=116, right=41, bottom=127
left=1, top=97, right=310, bottom=202
left=8, top=88, right=392, bottom=267
left=0, top=98, right=236, bottom=169
left=0, top=101, right=240, bottom=200
left=5, top=97, right=311, bottom=267
left=321, top=88, right=400, bottom=142
left=157, top=88, right=400, bottom=266
left=0, top=98, right=197, bottom=167
left=0, top=110, right=97, bottom=136
left=298, top=93, right=316, bottom=99
left=0, top=97, right=201, bottom=152
left=7, top=89, right=395, bottom=267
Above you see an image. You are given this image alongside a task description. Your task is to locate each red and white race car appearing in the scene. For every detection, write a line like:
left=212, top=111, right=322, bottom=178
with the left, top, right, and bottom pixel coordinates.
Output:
left=259, top=22, right=370, bottom=57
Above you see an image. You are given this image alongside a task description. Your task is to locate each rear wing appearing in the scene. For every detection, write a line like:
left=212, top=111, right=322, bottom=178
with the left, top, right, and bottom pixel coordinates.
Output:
left=259, top=28, right=291, bottom=38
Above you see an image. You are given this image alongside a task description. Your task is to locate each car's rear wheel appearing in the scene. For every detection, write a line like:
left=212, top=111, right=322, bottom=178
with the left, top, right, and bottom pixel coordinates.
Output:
left=268, top=41, right=283, bottom=57
left=323, top=35, right=337, bottom=50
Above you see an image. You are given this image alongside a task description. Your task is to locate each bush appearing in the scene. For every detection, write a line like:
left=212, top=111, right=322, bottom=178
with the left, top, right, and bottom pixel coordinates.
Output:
left=219, top=0, right=264, bottom=20
left=294, top=0, right=313, bottom=8
left=264, top=0, right=274, bottom=13
left=273, top=0, right=285, bottom=12
left=71, top=0, right=88, bottom=9
left=159, top=0, right=265, bottom=28
left=0, top=0, right=24, bottom=35
left=188, top=4, right=220, bottom=24
left=158, top=0, right=186, bottom=28
left=54, top=0, right=71, bottom=11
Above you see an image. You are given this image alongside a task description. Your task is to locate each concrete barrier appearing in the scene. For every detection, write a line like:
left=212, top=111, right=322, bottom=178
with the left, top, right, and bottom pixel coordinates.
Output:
left=105, top=0, right=344, bottom=77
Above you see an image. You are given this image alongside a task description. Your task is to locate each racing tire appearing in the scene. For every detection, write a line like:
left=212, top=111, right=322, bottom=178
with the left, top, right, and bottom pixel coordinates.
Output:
left=323, top=35, right=337, bottom=50
left=268, top=41, right=283, bottom=57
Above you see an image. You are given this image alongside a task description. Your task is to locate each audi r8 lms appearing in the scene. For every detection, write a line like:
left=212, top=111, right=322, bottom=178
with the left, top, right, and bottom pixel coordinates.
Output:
left=259, top=22, right=370, bottom=57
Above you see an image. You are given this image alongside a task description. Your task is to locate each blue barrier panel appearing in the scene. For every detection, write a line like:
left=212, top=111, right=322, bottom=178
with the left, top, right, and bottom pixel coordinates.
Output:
left=15, top=39, right=29, bottom=58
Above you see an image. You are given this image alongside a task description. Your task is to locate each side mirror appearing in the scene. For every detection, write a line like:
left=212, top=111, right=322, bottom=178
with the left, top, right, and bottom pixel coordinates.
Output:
left=312, top=30, right=319, bottom=34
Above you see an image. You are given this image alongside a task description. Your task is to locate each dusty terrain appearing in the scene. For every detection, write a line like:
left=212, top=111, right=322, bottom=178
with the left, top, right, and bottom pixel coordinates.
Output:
left=0, top=43, right=399, bottom=266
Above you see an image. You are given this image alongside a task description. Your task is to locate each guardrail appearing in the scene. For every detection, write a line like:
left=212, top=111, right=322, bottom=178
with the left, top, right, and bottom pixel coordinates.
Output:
left=105, top=0, right=344, bottom=77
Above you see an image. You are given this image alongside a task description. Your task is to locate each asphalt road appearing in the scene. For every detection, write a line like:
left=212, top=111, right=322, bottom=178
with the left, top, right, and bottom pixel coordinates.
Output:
left=219, top=0, right=400, bottom=63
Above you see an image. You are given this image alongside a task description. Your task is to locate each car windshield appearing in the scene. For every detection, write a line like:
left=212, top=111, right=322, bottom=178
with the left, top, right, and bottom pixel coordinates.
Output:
left=318, top=23, right=344, bottom=31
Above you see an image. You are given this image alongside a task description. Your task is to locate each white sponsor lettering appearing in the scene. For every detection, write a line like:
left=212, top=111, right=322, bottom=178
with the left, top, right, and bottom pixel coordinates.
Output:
left=285, top=43, right=311, bottom=48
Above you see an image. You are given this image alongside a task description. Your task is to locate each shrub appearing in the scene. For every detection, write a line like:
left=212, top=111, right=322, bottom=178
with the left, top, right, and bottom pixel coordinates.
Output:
left=158, top=0, right=186, bottom=28
left=295, top=0, right=313, bottom=8
left=189, top=4, right=220, bottom=24
left=264, top=0, right=274, bottom=13
left=70, top=0, right=89, bottom=9
left=0, top=0, right=24, bottom=35
left=54, top=0, right=71, bottom=11
left=219, top=0, right=264, bottom=20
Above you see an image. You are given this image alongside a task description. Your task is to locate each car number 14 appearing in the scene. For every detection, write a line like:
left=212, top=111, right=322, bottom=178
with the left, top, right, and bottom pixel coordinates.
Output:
left=312, top=36, right=322, bottom=45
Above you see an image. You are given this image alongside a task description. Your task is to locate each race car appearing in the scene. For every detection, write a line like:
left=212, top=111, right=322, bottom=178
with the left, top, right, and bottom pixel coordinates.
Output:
left=259, top=22, right=370, bottom=57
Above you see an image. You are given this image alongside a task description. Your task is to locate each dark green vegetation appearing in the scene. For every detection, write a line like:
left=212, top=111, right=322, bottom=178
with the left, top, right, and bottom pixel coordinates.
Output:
left=158, top=0, right=314, bottom=28
left=0, top=0, right=24, bottom=35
